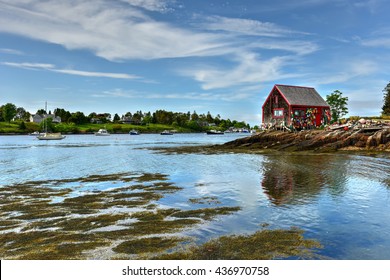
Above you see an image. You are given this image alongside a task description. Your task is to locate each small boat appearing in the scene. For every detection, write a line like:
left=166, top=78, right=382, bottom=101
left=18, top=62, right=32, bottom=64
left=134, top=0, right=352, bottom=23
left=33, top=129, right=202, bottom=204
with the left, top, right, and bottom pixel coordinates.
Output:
left=29, top=131, right=43, bottom=136
left=160, top=130, right=173, bottom=135
left=37, top=132, right=66, bottom=140
left=36, top=102, right=66, bottom=140
left=129, top=129, right=139, bottom=135
left=95, top=129, right=110, bottom=136
left=206, top=130, right=224, bottom=135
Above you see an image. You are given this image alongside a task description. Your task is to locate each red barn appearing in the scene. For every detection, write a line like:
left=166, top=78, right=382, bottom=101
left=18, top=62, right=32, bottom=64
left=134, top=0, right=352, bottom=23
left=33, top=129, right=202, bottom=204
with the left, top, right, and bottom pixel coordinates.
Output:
left=262, top=84, right=331, bottom=129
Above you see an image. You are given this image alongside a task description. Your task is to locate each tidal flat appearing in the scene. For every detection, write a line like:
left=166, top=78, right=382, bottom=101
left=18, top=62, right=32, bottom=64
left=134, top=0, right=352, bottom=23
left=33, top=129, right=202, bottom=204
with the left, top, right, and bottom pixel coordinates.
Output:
left=0, top=171, right=320, bottom=260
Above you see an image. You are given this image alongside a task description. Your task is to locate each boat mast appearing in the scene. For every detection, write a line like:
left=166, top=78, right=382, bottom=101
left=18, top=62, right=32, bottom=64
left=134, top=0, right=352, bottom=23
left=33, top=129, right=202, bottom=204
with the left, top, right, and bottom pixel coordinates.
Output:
left=44, top=101, right=47, bottom=133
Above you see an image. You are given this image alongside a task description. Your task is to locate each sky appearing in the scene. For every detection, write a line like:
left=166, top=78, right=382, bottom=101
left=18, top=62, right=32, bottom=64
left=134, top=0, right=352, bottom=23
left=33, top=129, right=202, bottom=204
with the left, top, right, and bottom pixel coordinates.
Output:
left=1, top=0, right=390, bottom=126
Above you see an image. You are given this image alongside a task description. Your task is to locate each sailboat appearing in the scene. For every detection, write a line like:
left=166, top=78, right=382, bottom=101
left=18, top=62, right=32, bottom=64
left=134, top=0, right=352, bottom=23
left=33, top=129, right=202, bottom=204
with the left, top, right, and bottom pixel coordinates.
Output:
left=36, top=102, right=66, bottom=140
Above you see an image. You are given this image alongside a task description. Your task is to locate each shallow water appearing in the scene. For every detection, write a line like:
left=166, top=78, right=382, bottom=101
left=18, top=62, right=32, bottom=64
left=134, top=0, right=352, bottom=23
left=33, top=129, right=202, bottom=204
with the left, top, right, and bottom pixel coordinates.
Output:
left=1, top=133, right=390, bottom=259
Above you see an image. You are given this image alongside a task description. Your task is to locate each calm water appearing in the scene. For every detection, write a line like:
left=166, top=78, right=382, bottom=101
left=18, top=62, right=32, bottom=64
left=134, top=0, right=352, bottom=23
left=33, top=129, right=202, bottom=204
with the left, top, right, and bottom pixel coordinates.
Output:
left=1, top=133, right=390, bottom=259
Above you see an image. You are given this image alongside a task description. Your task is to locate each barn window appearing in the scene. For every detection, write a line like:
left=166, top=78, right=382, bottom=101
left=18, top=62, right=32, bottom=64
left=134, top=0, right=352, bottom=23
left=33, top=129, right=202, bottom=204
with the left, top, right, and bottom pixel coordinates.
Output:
left=273, top=108, right=284, bottom=118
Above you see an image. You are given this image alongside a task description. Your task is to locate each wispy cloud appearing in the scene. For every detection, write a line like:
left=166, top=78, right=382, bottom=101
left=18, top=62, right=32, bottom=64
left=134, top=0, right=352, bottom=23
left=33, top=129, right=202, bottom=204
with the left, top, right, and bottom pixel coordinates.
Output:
left=2, top=61, right=140, bottom=80
left=180, top=53, right=300, bottom=90
left=200, top=15, right=310, bottom=37
left=2, top=62, right=55, bottom=70
left=0, top=0, right=318, bottom=90
left=0, top=0, right=225, bottom=61
left=313, top=60, right=378, bottom=85
left=119, top=0, right=175, bottom=12
left=0, top=48, right=24, bottom=55
left=361, top=38, right=390, bottom=48
left=92, top=88, right=255, bottom=102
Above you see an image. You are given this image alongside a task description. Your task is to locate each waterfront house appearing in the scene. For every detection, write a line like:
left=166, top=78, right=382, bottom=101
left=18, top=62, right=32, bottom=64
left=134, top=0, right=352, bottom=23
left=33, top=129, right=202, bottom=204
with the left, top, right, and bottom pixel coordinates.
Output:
left=262, top=84, right=331, bottom=129
left=30, top=114, right=62, bottom=124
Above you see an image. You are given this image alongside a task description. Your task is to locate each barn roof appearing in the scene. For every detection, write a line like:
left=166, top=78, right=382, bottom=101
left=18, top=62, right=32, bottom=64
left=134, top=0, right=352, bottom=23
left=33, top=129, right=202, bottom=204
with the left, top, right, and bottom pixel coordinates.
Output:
left=275, top=84, right=329, bottom=107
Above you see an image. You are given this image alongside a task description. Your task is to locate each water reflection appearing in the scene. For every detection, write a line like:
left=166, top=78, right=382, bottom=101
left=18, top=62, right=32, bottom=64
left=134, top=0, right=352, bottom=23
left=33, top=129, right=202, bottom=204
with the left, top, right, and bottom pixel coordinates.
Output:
left=261, top=154, right=349, bottom=205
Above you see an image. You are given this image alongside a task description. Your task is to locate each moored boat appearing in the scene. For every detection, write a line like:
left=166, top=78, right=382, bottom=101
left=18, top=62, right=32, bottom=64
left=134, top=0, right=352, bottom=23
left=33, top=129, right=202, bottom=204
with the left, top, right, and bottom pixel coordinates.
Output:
left=29, top=131, right=43, bottom=136
left=206, top=130, right=224, bottom=135
left=95, top=129, right=110, bottom=136
left=37, top=132, right=66, bottom=140
left=160, top=130, right=173, bottom=135
left=36, top=101, right=65, bottom=140
left=129, top=129, right=139, bottom=135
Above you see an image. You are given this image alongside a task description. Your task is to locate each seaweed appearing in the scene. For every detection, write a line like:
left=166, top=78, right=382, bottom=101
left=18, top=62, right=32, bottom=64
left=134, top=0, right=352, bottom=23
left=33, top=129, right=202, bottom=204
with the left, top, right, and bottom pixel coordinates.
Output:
left=113, top=236, right=189, bottom=255
left=155, top=228, right=322, bottom=260
left=0, top=171, right=244, bottom=259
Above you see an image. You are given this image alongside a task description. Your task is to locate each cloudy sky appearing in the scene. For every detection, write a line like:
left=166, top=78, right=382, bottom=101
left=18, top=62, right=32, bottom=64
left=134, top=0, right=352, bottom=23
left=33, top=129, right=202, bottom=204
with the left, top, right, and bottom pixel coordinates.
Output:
left=1, top=0, right=389, bottom=125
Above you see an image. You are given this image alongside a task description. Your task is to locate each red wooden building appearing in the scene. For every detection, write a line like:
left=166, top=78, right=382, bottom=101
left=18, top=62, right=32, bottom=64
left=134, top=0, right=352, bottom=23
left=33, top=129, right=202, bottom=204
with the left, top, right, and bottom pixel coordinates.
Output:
left=262, top=84, right=331, bottom=129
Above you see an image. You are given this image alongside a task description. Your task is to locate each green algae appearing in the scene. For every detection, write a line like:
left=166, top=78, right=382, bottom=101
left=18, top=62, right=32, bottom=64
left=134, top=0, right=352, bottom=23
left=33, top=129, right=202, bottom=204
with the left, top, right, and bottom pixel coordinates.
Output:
left=155, top=227, right=322, bottom=260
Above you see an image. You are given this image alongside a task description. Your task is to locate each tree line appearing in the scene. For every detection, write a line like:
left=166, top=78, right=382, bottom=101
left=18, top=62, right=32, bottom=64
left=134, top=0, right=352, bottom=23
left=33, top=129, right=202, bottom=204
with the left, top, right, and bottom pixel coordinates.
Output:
left=0, top=104, right=251, bottom=131
left=325, top=82, right=390, bottom=123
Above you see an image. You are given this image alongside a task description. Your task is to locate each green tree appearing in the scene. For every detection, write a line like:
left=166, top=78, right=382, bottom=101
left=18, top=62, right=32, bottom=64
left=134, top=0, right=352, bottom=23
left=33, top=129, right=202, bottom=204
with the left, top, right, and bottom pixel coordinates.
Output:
left=19, top=121, right=27, bottom=130
left=54, top=108, right=71, bottom=122
left=382, top=82, right=390, bottom=116
left=2, top=103, right=17, bottom=123
left=15, top=107, right=27, bottom=120
left=68, top=111, right=88, bottom=125
left=113, top=113, right=120, bottom=123
left=40, top=117, right=55, bottom=132
left=191, top=111, right=199, bottom=121
left=36, top=109, right=47, bottom=115
left=326, top=90, right=348, bottom=123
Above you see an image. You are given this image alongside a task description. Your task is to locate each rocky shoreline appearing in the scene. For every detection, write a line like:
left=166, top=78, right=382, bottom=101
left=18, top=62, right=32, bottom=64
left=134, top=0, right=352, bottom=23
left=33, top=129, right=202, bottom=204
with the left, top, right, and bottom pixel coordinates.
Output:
left=222, top=127, right=390, bottom=153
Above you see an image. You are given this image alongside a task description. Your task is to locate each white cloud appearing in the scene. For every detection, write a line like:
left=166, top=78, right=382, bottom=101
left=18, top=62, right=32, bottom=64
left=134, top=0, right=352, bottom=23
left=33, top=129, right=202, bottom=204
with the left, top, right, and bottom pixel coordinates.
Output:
left=0, top=0, right=318, bottom=90
left=0, top=48, right=24, bottom=55
left=119, top=0, right=174, bottom=12
left=2, top=61, right=140, bottom=80
left=201, top=15, right=309, bottom=37
left=92, top=88, right=255, bottom=102
left=2, top=62, right=55, bottom=70
left=0, top=0, right=225, bottom=61
left=54, top=69, right=139, bottom=79
left=311, top=60, right=378, bottom=85
left=361, top=38, right=390, bottom=48
left=181, top=52, right=299, bottom=90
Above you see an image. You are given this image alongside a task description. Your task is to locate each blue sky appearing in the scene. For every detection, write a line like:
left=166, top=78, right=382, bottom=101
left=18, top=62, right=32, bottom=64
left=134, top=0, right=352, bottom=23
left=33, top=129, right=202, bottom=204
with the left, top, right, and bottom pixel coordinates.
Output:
left=1, top=0, right=389, bottom=125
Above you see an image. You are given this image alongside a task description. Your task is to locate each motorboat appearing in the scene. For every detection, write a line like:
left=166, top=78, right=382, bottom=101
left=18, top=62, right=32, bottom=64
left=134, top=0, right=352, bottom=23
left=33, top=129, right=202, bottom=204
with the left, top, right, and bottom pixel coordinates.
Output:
left=206, top=130, right=224, bottom=135
left=37, top=132, right=66, bottom=140
left=160, top=130, right=173, bottom=135
left=29, top=131, right=43, bottom=136
left=129, top=129, right=139, bottom=135
left=95, top=129, right=110, bottom=136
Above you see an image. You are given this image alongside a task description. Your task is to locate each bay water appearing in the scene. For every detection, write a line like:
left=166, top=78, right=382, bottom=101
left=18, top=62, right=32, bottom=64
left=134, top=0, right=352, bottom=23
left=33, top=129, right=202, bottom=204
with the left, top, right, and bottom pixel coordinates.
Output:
left=1, top=133, right=389, bottom=259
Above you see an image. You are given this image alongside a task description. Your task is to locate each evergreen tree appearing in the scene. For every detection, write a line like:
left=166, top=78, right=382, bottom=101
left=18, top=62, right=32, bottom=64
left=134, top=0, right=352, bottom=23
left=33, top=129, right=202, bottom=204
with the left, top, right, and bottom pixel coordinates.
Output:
left=113, top=113, right=120, bottom=123
left=382, top=82, right=390, bottom=116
